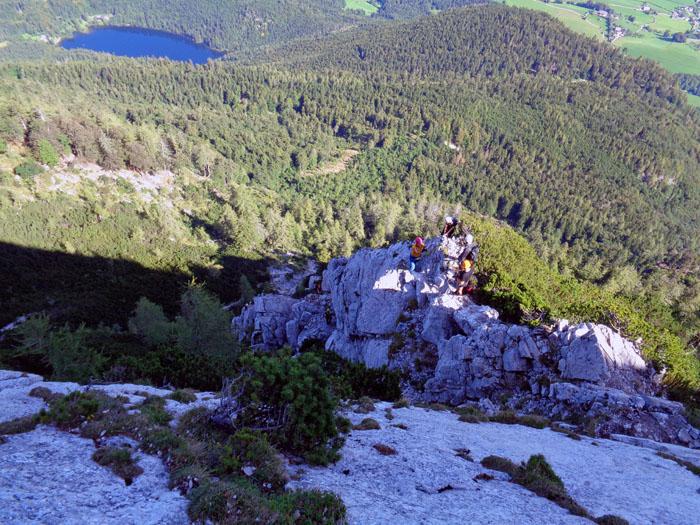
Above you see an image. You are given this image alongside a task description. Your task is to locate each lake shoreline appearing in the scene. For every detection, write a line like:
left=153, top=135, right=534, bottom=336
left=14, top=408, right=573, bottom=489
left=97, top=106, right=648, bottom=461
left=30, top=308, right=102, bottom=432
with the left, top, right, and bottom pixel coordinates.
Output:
left=58, top=25, right=227, bottom=63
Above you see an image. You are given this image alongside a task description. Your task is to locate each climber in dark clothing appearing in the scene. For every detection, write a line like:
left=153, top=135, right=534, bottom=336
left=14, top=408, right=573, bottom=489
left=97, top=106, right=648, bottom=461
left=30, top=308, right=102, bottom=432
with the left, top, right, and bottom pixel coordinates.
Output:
left=455, top=258, right=474, bottom=296
left=442, top=216, right=458, bottom=238
left=325, top=307, right=333, bottom=325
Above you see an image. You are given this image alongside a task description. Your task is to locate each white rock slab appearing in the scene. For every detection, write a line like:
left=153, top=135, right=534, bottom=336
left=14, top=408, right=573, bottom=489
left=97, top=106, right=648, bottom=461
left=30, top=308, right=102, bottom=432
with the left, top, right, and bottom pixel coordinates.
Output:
left=0, top=427, right=188, bottom=525
left=289, top=402, right=700, bottom=525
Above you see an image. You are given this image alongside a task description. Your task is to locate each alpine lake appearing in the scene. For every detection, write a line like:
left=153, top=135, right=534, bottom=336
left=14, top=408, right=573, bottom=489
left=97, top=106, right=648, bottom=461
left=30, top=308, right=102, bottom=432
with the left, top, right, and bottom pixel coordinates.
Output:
left=60, top=26, right=224, bottom=64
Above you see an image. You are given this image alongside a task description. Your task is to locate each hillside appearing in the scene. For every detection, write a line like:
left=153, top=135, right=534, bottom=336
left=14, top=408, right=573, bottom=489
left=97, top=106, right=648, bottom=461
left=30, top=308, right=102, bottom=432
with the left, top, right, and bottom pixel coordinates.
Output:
left=2, top=7, right=700, bottom=331
left=0, top=0, right=485, bottom=62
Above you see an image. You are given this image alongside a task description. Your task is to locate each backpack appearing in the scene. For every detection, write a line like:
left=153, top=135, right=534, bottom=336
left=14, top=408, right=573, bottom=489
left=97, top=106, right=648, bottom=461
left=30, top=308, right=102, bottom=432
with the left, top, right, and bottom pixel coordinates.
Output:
left=458, top=242, right=479, bottom=264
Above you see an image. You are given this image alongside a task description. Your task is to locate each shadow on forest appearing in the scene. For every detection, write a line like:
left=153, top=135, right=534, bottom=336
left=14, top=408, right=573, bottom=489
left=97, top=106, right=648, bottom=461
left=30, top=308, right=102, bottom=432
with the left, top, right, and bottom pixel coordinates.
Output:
left=0, top=241, right=272, bottom=328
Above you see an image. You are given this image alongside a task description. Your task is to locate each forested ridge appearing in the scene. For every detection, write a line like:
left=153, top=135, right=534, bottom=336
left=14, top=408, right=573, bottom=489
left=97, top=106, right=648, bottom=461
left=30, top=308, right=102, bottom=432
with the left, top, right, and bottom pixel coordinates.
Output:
left=2, top=6, right=700, bottom=394
left=0, top=0, right=359, bottom=52
left=0, top=0, right=482, bottom=58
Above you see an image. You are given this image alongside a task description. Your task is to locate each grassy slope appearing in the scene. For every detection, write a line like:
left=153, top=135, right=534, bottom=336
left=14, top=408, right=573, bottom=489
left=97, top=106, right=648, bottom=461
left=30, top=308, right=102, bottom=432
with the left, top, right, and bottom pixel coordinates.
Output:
left=505, top=0, right=605, bottom=39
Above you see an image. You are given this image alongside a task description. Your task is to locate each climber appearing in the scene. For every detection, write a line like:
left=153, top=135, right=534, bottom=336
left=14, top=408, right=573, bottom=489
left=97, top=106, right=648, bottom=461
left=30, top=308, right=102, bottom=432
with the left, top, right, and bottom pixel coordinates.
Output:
left=325, top=307, right=333, bottom=325
left=454, top=257, right=475, bottom=296
left=409, top=237, right=429, bottom=272
left=442, top=216, right=458, bottom=238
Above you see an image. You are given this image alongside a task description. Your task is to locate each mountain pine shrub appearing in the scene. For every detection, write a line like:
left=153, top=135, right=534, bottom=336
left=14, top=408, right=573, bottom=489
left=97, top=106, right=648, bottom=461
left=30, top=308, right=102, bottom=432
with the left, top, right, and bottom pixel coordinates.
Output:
left=233, top=348, right=345, bottom=465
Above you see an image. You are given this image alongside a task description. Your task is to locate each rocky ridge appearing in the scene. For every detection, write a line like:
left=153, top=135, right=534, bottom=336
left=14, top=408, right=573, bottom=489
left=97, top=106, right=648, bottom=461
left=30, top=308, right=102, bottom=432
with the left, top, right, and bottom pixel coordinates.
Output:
left=233, top=236, right=700, bottom=449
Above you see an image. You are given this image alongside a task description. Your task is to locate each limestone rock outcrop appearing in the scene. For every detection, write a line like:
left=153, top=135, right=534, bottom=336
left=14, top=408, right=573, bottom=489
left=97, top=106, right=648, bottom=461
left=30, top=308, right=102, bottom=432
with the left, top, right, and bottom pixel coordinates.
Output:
left=232, top=236, right=699, bottom=448
left=233, top=293, right=334, bottom=350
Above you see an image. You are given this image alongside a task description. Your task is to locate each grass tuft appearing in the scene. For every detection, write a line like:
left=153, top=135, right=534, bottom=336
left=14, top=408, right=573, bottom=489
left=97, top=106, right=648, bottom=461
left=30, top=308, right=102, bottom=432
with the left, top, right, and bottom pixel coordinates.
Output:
left=373, top=443, right=396, bottom=455
left=0, top=415, right=38, bottom=435
left=656, top=451, right=700, bottom=477
left=353, top=396, right=375, bottom=414
left=392, top=397, right=411, bottom=409
left=480, top=455, right=519, bottom=476
left=168, top=389, right=197, bottom=404
left=353, top=418, right=381, bottom=430
left=92, top=446, right=143, bottom=484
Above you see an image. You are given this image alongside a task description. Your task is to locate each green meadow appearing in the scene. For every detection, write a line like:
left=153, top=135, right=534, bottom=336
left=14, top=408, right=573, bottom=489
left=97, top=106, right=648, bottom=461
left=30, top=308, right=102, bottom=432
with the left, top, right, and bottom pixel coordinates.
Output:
left=344, top=0, right=379, bottom=14
left=649, top=13, right=691, bottom=33
left=687, top=92, right=700, bottom=106
left=615, top=33, right=700, bottom=73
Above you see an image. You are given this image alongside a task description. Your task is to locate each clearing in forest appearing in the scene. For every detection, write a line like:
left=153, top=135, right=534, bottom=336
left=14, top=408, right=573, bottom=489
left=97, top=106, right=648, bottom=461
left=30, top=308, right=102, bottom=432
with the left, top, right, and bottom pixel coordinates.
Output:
left=302, top=149, right=360, bottom=177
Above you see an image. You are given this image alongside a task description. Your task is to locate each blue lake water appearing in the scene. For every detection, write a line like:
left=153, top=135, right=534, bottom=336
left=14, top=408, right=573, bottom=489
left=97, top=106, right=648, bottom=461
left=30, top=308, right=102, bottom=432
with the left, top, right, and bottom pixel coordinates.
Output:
left=60, top=27, right=223, bottom=64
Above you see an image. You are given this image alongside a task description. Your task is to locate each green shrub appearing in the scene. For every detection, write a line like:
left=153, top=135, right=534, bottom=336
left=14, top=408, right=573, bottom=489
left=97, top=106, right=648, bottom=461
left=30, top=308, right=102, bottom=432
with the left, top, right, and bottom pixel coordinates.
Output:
left=513, top=455, right=589, bottom=516
left=140, top=427, right=185, bottom=456
left=176, top=406, right=228, bottom=443
left=92, top=446, right=143, bottom=483
left=14, top=159, right=43, bottom=178
left=482, top=454, right=591, bottom=518
left=305, top=343, right=402, bottom=401
left=168, top=389, right=197, bottom=404
left=187, top=480, right=273, bottom=524
left=232, top=349, right=344, bottom=465
left=141, top=396, right=173, bottom=426
left=110, top=343, right=232, bottom=391
left=269, top=489, right=346, bottom=524
left=214, top=428, right=287, bottom=493
left=38, top=391, right=120, bottom=428
left=175, top=283, right=237, bottom=359
left=0, top=141, right=7, bottom=154
left=336, top=415, right=352, bottom=434
left=81, top=410, right=148, bottom=440
left=11, top=314, right=106, bottom=383
left=36, top=139, right=59, bottom=167
left=353, top=418, right=381, bottom=430
left=128, top=297, right=174, bottom=346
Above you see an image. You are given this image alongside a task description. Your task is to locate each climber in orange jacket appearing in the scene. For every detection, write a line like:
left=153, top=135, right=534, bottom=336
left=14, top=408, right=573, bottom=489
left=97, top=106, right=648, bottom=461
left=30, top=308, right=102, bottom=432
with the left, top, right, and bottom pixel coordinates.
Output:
left=409, top=237, right=428, bottom=272
left=455, top=257, right=474, bottom=295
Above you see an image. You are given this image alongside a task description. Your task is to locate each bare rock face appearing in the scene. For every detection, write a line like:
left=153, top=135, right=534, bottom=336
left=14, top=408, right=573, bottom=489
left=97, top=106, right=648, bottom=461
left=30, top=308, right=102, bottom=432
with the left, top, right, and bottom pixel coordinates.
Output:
left=233, top=293, right=333, bottom=349
left=0, top=371, right=218, bottom=525
left=556, top=323, right=647, bottom=382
